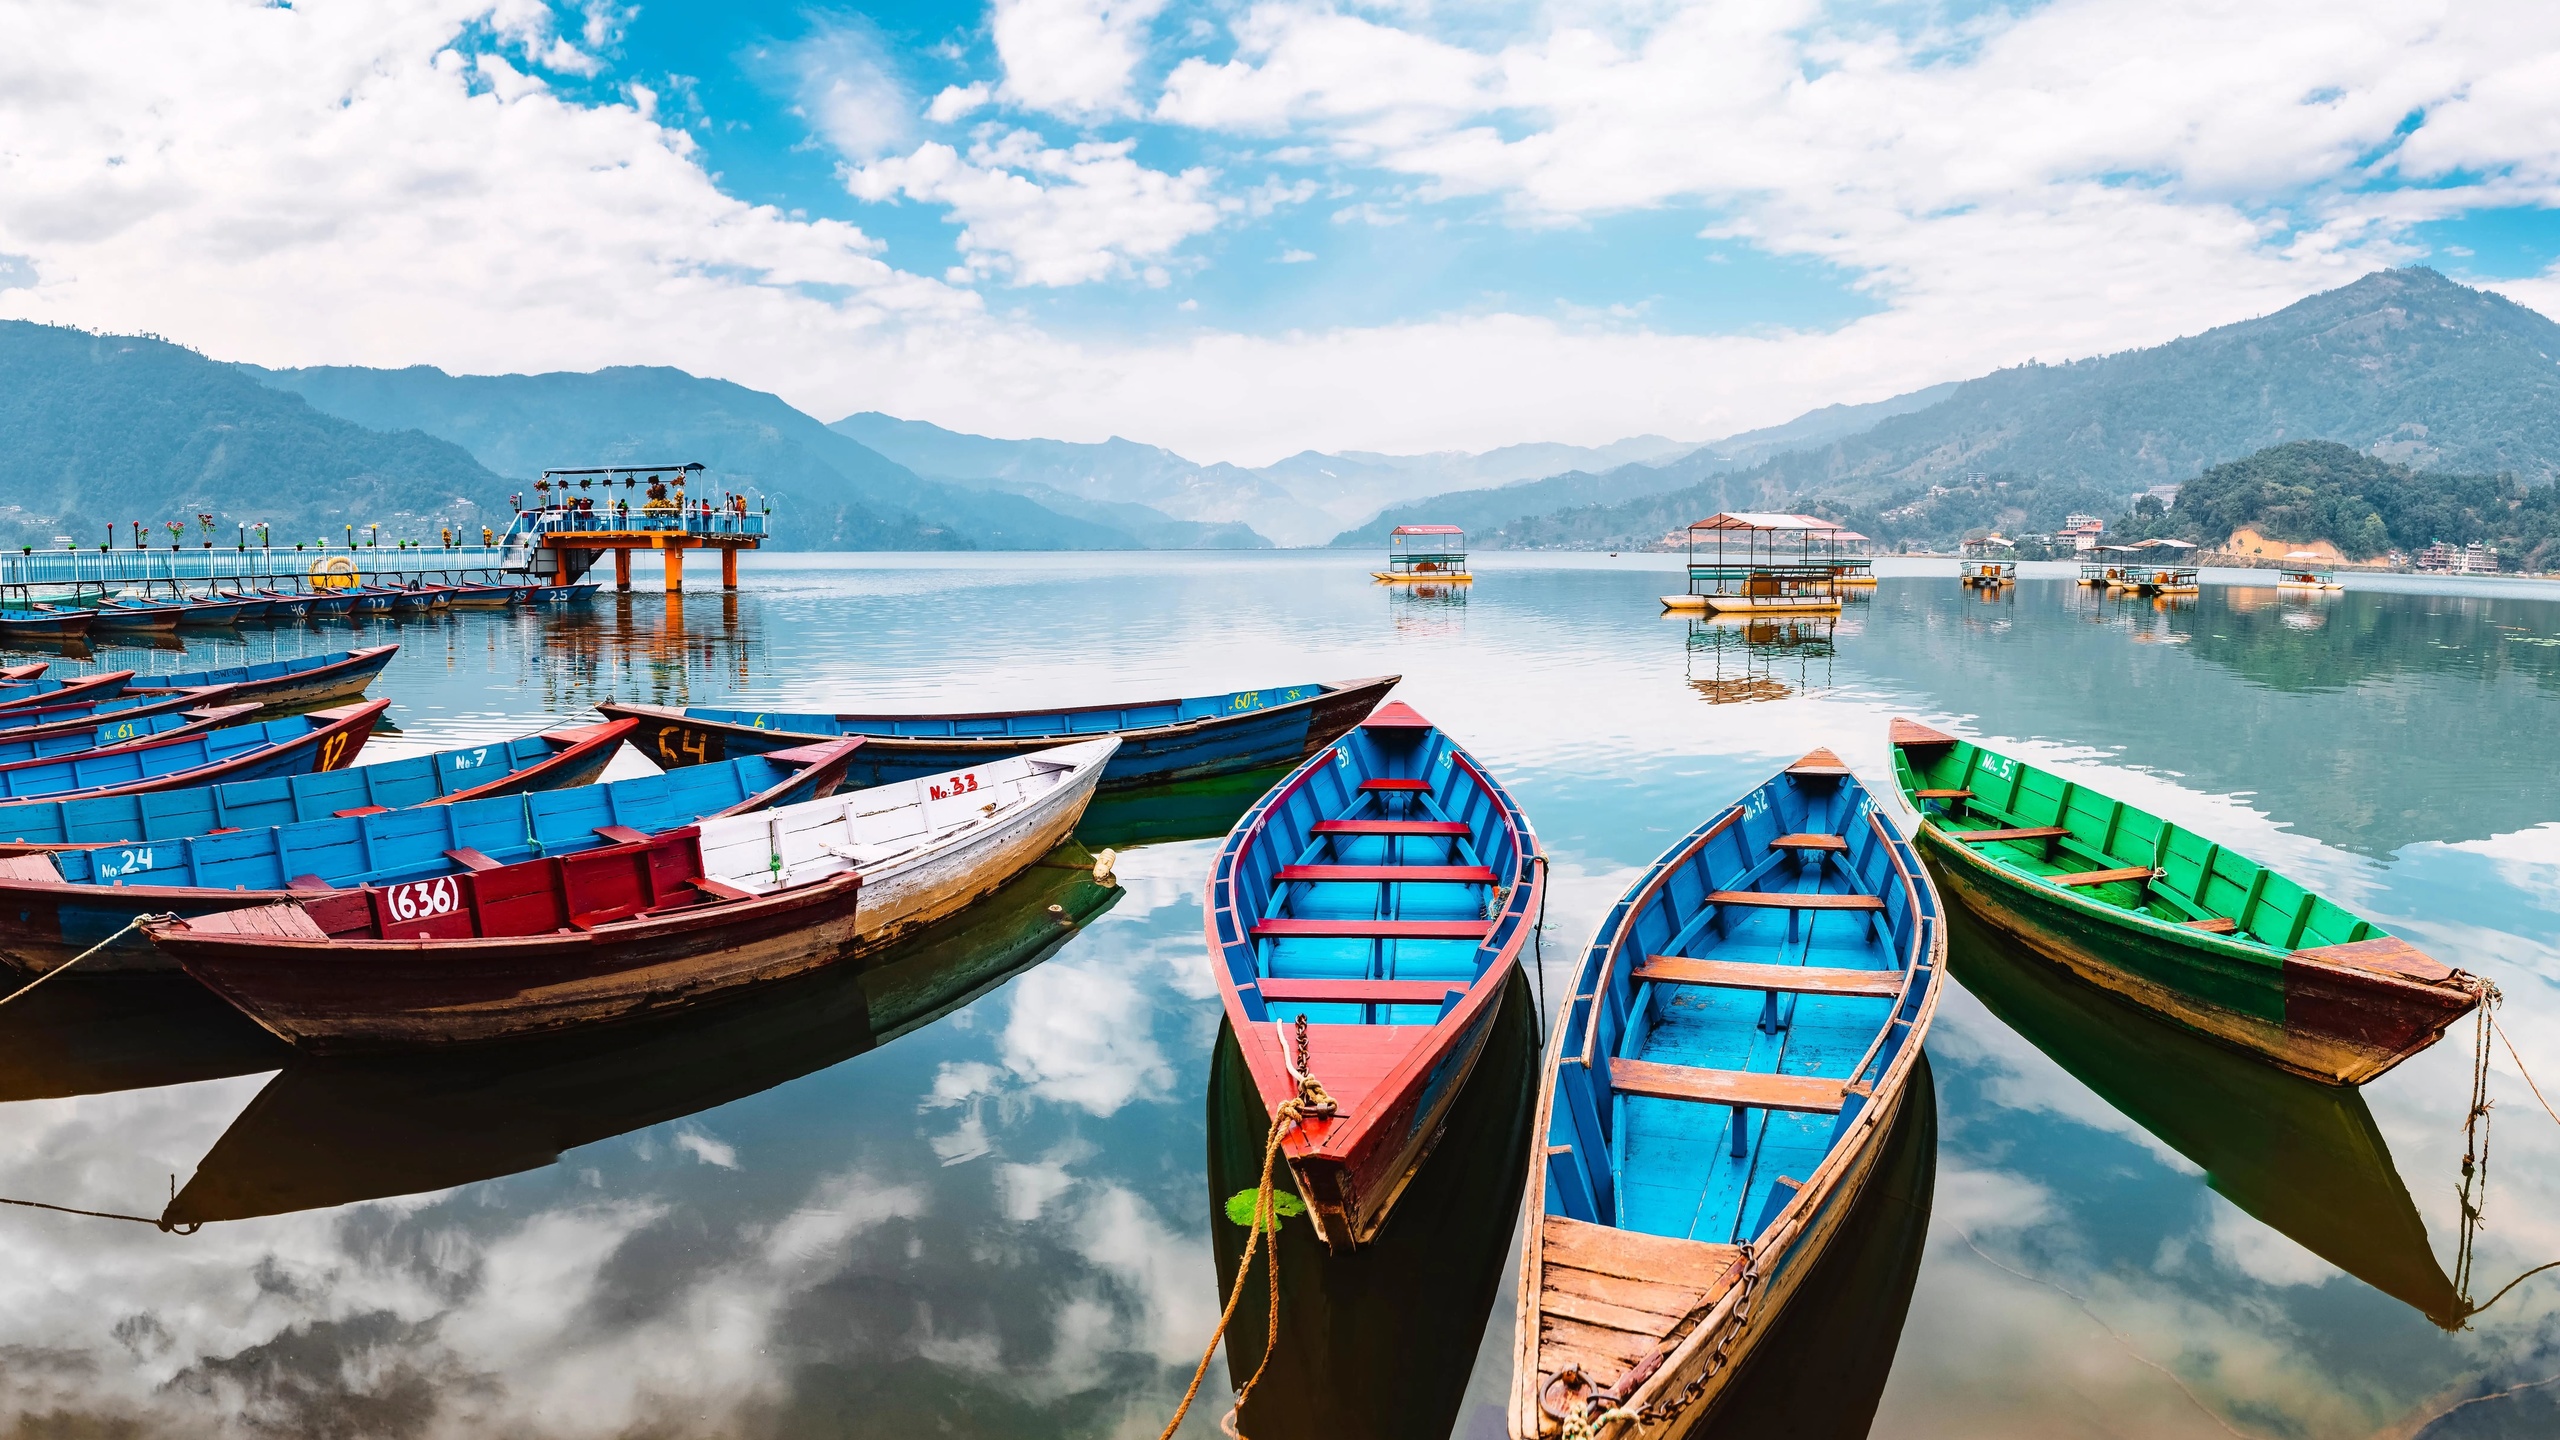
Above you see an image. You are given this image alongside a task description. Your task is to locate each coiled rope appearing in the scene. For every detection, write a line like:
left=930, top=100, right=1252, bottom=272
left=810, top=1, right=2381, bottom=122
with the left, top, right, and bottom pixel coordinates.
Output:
left=1160, top=1018, right=1336, bottom=1440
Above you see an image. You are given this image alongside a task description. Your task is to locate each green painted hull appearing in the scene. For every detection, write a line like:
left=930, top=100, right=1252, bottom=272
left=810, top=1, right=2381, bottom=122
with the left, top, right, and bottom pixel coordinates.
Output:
left=1890, top=720, right=2478, bottom=1085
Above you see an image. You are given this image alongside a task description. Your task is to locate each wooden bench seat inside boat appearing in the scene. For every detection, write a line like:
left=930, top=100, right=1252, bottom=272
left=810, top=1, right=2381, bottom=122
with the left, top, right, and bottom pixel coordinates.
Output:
left=2289, top=935, right=2456, bottom=984
left=2182, top=917, right=2240, bottom=934
left=1707, top=889, right=1885, bottom=911
left=1634, top=956, right=1902, bottom=996
left=1275, top=863, right=1496, bottom=883
left=1769, top=833, right=1847, bottom=852
left=1310, top=819, right=1469, bottom=836
left=1954, top=826, right=2070, bottom=844
left=2049, top=865, right=2157, bottom=888
left=1608, top=1057, right=1849, bottom=1113
left=1248, top=917, right=1493, bottom=940
left=1536, top=1215, right=1745, bottom=1389
left=1357, top=777, right=1432, bottom=792
left=1912, top=788, right=1973, bottom=800
left=1255, top=977, right=1469, bottom=1004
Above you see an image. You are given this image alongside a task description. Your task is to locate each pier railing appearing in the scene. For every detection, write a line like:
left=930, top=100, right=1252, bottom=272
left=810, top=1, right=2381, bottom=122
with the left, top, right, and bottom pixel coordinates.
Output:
left=0, top=547, right=523, bottom=590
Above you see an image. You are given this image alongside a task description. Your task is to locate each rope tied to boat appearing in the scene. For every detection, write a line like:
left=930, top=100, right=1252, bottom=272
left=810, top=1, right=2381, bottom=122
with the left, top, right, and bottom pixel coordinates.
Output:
left=0, top=912, right=175, bottom=1012
left=1157, top=1020, right=1335, bottom=1440
left=1540, top=1243, right=1762, bottom=1437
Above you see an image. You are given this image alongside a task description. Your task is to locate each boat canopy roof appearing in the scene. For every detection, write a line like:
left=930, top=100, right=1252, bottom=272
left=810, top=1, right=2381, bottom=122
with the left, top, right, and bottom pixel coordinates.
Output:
left=1688, top=512, right=1847, bottom=532
left=2132, top=537, right=2198, bottom=549
left=541, top=462, right=705, bottom=478
left=1390, top=524, right=1465, bottom=536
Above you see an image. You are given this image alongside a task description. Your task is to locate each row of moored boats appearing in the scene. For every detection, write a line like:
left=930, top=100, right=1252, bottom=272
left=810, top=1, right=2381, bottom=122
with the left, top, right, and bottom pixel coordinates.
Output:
left=0, top=665, right=2490, bottom=1439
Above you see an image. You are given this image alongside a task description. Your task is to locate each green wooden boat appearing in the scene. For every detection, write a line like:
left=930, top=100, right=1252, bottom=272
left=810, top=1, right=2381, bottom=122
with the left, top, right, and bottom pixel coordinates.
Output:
left=1888, top=719, right=2483, bottom=1086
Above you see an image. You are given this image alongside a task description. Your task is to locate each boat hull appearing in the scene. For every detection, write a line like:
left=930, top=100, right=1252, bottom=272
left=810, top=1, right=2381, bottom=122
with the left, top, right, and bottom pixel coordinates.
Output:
left=0, top=611, right=95, bottom=641
left=839, top=744, right=1109, bottom=954
left=1659, top=595, right=1844, bottom=615
left=128, top=645, right=396, bottom=714
left=601, top=675, right=1395, bottom=792
left=156, top=870, right=870, bottom=1051
left=1915, top=828, right=2472, bottom=1085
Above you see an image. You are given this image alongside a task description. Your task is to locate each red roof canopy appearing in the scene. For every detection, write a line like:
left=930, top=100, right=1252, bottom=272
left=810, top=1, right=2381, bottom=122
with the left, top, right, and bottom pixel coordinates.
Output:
left=1687, top=512, right=1848, bottom=532
left=1390, top=524, right=1465, bottom=535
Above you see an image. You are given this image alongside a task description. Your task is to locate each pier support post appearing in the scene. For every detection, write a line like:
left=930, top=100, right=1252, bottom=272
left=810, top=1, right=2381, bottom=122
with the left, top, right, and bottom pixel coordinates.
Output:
left=664, top=544, right=684, bottom=593
left=721, top=545, right=739, bottom=590
left=614, top=548, right=632, bottom=591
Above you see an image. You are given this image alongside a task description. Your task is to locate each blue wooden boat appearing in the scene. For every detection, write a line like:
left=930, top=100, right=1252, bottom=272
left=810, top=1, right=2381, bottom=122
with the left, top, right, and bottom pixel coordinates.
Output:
left=0, top=699, right=385, bottom=806
left=1511, top=749, right=1942, bottom=1439
left=203, top=592, right=276, bottom=622
left=83, top=600, right=182, bottom=633
left=263, top=587, right=356, bottom=618
left=128, top=645, right=397, bottom=713
left=1205, top=700, right=1542, bottom=1251
left=598, top=675, right=1399, bottom=793
left=443, top=583, right=521, bottom=610
left=0, top=718, right=635, bottom=858
left=0, top=688, right=244, bottom=748
left=528, top=583, right=596, bottom=604
left=0, top=670, right=134, bottom=712
left=0, top=738, right=861, bottom=975
left=0, top=607, right=96, bottom=642
left=0, top=702, right=259, bottom=767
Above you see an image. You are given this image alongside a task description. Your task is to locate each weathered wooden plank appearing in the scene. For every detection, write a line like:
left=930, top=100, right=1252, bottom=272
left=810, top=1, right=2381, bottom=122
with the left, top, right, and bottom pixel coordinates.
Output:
left=1913, top=788, right=1973, bottom=800
left=2050, top=865, right=2157, bottom=888
left=1541, top=1286, right=1693, bottom=1336
left=1635, top=956, right=1902, bottom=996
left=1541, top=1216, right=1742, bottom=1292
left=1769, top=833, right=1847, bottom=852
left=1275, top=864, right=1496, bottom=883
left=1707, top=890, right=1885, bottom=911
left=2182, top=916, right=2241, bottom=935
left=2291, top=935, right=2454, bottom=984
left=1609, top=1058, right=1847, bottom=1113
left=1890, top=718, right=1960, bottom=747
left=1543, top=1259, right=1723, bottom=1322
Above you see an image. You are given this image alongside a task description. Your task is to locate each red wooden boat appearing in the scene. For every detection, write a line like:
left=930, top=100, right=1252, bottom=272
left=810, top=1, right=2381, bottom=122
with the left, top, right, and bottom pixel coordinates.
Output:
left=144, top=826, right=867, bottom=1050
left=0, top=664, right=46, bottom=683
left=1204, top=701, right=1543, bottom=1250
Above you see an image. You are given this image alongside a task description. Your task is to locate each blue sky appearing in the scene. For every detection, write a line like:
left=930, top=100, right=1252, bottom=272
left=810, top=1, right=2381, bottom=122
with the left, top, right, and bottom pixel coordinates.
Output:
left=5, top=0, right=2559, bottom=459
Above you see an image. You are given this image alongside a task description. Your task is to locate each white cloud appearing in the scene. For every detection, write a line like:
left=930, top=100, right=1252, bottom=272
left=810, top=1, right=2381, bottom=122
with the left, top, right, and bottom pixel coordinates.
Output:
left=927, top=80, right=992, bottom=124
left=992, top=0, right=1169, bottom=120
left=760, top=15, right=914, bottom=161
left=1277, top=247, right=1315, bottom=262
left=847, top=132, right=1221, bottom=286
left=670, top=1128, right=739, bottom=1169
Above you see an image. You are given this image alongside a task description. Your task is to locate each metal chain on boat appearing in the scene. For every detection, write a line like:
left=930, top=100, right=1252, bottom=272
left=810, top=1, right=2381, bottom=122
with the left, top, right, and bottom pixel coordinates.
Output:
left=1633, top=1243, right=1762, bottom=1429
left=1538, top=1244, right=1762, bottom=1438
left=1157, top=1023, right=1336, bottom=1440
left=0, top=913, right=174, bottom=1012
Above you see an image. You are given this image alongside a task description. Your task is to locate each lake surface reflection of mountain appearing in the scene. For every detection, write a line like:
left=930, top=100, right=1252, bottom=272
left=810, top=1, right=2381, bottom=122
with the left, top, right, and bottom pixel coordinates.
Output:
left=0, top=554, right=2551, bottom=1439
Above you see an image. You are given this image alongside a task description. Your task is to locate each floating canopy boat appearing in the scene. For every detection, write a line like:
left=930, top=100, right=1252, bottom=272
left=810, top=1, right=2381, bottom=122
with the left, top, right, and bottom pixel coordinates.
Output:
left=1206, top=701, right=1543, bottom=1252
left=127, top=645, right=397, bottom=713
left=2077, top=545, right=2137, bottom=587
left=2276, top=552, right=2343, bottom=591
left=2120, top=539, right=2200, bottom=594
left=1513, top=750, right=1940, bottom=1440
left=1374, top=525, right=1472, bottom=584
left=144, top=739, right=1116, bottom=1050
left=0, top=699, right=383, bottom=808
left=1661, top=514, right=1847, bottom=616
left=1888, top=719, right=2483, bottom=1084
left=0, top=740, right=859, bottom=977
left=1829, top=532, right=1877, bottom=587
left=1960, top=560, right=2016, bottom=587
left=598, top=675, right=1396, bottom=793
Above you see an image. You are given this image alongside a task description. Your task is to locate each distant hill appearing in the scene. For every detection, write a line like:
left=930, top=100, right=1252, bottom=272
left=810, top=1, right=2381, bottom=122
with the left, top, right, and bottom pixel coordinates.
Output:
left=0, top=322, right=506, bottom=548
left=834, top=412, right=1705, bottom=545
left=260, top=366, right=1169, bottom=551
left=2113, top=440, right=2560, bottom=567
left=1400, top=268, right=2560, bottom=549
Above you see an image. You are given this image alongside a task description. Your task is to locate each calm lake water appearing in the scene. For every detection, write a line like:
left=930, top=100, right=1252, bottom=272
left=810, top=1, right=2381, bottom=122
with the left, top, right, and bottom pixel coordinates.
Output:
left=1, top=553, right=2556, bottom=1440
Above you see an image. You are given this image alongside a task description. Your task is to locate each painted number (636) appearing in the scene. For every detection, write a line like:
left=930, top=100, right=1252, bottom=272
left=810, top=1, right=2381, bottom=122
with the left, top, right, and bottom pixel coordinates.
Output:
left=388, top=877, right=460, bottom=922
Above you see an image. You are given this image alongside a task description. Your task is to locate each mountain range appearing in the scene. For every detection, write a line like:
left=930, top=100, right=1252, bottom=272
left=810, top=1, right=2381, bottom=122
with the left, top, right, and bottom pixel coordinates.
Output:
left=4, top=267, right=2553, bottom=555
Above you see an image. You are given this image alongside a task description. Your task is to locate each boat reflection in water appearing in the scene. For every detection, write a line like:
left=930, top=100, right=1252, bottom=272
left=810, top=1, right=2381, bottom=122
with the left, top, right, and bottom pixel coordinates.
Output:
left=0, top=972, right=290, bottom=1103
left=1077, top=761, right=1293, bottom=851
left=1692, top=1054, right=1938, bottom=1439
left=1942, top=902, right=2465, bottom=1328
left=1685, top=615, right=1837, bottom=704
left=1205, top=967, right=1538, bottom=1440
left=160, top=842, right=1121, bottom=1226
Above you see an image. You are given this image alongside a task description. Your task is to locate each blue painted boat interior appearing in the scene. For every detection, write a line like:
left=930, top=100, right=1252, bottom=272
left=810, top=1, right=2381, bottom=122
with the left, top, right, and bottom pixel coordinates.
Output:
left=1543, top=767, right=1934, bottom=1247
left=145, top=648, right=371, bottom=690
left=0, top=710, right=202, bottom=765
left=0, top=712, right=348, bottom=801
left=691, top=683, right=1328, bottom=740
left=60, top=754, right=811, bottom=889
left=0, top=732, right=584, bottom=848
left=1215, top=719, right=1532, bottom=1027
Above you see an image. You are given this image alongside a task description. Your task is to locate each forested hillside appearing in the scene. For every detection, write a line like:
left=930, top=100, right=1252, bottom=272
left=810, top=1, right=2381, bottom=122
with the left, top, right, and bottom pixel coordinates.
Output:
left=0, top=323, right=505, bottom=548
left=2112, top=441, right=2560, bottom=567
